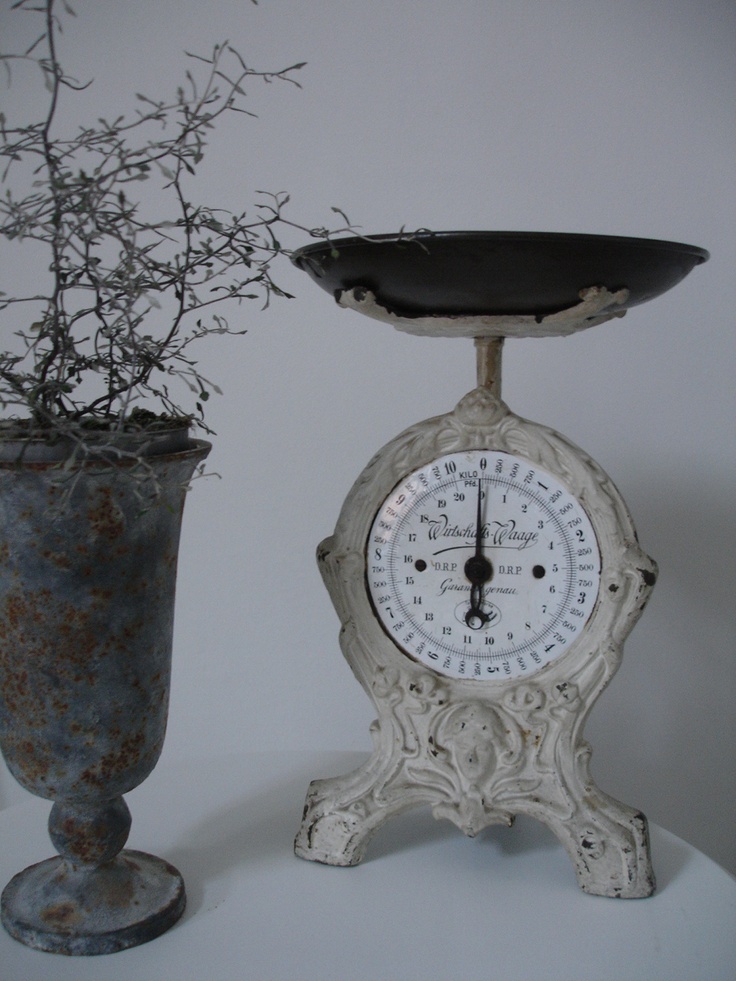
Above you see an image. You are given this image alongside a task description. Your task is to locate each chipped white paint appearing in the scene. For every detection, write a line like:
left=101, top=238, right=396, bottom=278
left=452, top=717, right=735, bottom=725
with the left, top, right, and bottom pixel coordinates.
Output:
left=295, top=381, right=656, bottom=898
left=337, top=284, right=630, bottom=338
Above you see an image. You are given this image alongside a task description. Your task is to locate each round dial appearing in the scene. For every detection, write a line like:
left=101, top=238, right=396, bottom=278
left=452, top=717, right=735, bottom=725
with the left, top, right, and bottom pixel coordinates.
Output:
left=367, top=450, right=601, bottom=681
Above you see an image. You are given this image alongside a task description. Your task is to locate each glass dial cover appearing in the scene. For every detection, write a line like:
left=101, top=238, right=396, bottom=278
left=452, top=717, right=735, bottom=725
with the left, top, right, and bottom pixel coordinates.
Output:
left=367, top=450, right=601, bottom=681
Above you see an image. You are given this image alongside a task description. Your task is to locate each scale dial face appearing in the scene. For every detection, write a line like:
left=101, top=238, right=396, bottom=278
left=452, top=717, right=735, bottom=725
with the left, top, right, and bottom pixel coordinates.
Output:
left=367, top=449, right=601, bottom=681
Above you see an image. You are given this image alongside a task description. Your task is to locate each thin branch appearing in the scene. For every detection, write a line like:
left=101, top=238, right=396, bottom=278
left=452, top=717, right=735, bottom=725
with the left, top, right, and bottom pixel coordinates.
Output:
left=0, top=1, right=344, bottom=442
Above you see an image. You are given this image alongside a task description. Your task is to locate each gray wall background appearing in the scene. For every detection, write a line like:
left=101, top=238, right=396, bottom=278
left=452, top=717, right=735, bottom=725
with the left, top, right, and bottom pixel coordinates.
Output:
left=1, top=0, right=734, bottom=874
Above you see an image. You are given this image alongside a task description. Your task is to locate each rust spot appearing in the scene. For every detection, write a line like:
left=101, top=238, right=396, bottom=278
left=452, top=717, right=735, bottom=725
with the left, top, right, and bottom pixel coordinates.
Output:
left=40, top=548, right=72, bottom=570
left=520, top=728, right=542, bottom=747
left=14, top=739, right=51, bottom=781
left=41, top=902, right=82, bottom=928
left=90, top=586, right=114, bottom=602
left=86, top=486, right=126, bottom=540
left=80, top=730, right=148, bottom=787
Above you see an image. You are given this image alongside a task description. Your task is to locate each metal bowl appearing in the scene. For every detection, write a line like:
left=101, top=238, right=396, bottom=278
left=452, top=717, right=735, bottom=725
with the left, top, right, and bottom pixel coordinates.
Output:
left=292, top=231, right=708, bottom=318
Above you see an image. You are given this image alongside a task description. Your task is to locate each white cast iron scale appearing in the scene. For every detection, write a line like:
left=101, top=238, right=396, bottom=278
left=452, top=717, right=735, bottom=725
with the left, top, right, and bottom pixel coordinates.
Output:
left=291, top=232, right=708, bottom=898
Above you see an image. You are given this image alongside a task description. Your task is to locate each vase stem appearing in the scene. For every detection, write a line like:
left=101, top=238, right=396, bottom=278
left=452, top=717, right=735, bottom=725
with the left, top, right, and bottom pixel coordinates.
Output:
left=48, top=796, right=132, bottom=871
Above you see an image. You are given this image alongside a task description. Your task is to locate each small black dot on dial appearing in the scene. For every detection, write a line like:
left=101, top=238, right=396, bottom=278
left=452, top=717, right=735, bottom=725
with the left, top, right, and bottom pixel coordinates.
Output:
left=533, top=565, right=546, bottom=579
left=415, top=559, right=427, bottom=572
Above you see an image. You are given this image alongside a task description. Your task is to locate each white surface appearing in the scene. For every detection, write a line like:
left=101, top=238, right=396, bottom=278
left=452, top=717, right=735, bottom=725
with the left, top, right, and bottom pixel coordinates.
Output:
left=1, top=751, right=734, bottom=981
left=0, top=0, right=734, bottom=878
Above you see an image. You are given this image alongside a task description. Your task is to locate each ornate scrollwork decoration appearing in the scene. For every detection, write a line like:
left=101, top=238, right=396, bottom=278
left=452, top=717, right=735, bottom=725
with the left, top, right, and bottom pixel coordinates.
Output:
left=297, top=384, right=656, bottom=897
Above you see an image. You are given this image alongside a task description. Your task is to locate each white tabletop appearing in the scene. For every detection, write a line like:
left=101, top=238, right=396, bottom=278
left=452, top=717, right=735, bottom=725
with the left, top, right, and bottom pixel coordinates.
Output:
left=1, top=750, right=734, bottom=981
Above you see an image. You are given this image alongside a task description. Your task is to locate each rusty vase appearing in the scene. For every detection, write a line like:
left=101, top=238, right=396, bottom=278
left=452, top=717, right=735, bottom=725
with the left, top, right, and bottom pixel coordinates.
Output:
left=0, top=433, right=209, bottom=955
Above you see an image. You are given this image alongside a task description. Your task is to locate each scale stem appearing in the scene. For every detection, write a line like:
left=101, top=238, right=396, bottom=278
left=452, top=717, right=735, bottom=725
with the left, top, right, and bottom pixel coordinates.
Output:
left=475, top=336, right=504, bottom=395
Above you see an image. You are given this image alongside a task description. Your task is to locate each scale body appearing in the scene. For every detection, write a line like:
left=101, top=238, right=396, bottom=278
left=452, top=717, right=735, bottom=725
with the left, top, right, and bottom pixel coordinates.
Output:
left=291, top=232, right=708, bottom=898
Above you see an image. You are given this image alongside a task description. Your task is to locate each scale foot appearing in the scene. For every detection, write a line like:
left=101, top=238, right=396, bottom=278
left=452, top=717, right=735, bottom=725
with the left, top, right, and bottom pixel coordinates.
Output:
left=294, top=777, right=405, bottom=866
left=295, top=758, right=416, bottom=866
left=542, top=797, right=656, bottom=899
left=1, top=850, right=186, bottom=955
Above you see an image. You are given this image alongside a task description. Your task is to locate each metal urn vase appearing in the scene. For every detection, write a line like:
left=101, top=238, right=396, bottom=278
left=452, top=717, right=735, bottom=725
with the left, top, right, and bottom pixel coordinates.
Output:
left=0, top=435, right=209, bottom=955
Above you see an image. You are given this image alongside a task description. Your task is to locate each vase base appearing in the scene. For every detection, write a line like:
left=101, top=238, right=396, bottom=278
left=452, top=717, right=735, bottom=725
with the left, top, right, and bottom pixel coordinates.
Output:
left=1, top=849, right=186, bottom=956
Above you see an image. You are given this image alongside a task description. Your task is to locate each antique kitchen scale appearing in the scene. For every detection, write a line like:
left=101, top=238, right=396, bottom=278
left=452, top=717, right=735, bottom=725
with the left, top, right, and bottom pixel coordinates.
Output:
left=291, top=231, right=708, bottom=898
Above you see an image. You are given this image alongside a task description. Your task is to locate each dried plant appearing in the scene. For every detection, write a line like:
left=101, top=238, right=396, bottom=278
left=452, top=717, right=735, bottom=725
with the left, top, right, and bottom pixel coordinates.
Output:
left=0, top=0, right=342, bottom=448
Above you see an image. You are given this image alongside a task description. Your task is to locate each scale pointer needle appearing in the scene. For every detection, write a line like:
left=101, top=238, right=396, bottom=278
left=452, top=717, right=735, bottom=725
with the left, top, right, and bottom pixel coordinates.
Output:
left=464, top=479, right=493, bottom=628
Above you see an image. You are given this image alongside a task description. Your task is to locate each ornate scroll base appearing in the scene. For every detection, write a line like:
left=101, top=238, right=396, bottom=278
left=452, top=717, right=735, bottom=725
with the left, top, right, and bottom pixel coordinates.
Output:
left=294, top=672, right=655, bottom=898
left=294, top=386, right=657, bottom=898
